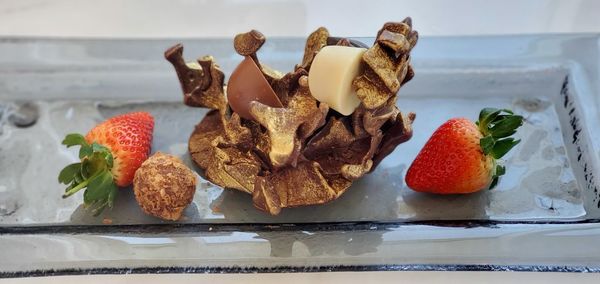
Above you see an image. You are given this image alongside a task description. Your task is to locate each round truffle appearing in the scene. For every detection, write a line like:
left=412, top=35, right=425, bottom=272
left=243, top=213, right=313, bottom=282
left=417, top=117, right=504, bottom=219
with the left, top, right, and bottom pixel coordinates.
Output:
left=133, top=152, right=197, bottom=221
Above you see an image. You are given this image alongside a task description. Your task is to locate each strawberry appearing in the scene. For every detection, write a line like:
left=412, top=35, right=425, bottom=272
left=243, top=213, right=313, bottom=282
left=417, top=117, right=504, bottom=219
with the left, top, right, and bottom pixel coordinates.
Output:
left=405, top=108, right=523, bottom=194
left=58, top=112, right=154, bottom=214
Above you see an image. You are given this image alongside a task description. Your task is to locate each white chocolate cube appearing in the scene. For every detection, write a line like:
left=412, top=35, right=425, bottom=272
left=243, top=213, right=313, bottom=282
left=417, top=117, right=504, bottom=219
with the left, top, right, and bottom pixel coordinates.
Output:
left=308, top=46, right=366, bottom=115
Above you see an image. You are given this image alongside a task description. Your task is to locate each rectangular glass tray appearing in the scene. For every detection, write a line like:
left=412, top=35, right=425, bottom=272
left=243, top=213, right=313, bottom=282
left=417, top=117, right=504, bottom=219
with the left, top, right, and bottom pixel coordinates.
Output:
left=1, top=34, right=600, bottom=276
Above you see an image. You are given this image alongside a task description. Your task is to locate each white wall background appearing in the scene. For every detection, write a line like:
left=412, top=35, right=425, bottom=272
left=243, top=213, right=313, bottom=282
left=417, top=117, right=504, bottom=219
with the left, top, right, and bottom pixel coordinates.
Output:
left=0, top=0, right=599, bottom=38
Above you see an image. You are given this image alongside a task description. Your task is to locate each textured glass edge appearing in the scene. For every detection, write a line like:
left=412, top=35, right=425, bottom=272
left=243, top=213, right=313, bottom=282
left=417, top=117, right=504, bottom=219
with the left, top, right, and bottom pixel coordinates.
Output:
left=2, top=35, right=600, bottom=274
left=3, top=264, right=600, bottom=278
left=2, top=219, right=600, bottom=235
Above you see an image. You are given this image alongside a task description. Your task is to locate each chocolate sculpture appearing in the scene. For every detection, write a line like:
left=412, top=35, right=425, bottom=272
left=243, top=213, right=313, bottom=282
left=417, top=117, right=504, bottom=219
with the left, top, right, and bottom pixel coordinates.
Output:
left=165, top=19, right=418, bottom=215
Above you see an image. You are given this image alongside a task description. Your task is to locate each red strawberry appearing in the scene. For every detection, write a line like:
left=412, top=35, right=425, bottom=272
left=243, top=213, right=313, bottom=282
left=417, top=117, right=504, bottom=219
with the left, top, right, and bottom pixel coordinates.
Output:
left=405, top=108, right=523, bottom=194
left=58, top=112, right=154, bottom=214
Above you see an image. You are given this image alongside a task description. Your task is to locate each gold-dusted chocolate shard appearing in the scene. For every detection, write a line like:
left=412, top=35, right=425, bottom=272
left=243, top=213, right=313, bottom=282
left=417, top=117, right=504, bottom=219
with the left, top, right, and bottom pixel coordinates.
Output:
left=234, top=30, right=266, bottom=62
left=362, top=44, right=405, bottom=95
left=362, top=97, right=401, bottom=136
left=341, top=161, right=373, bottom=181
left=253, top=176, right=282, bottom=215
left=252, top=126, right=274, bottom=168
left=222, top=112, right=253, bottom=150
left=249, top=77, right=323, bottom=168
left=165, top=44, right=227, bottom=112
left=352, top=20, right=418, bottom=110
left=188, top=111, right=261, bottom=193
left=377, top=30, right=411, bottom=55
left=372, top=112, right=416, bottom=169
left=205, top=146, right=261, bottom=194
left=271, top=68, right=308, bottom=105
left=298, top=102, right=329, bottom=140
left=297, top=27, right=329, bottom=71
left=304, top=117, right=355, bottom=159
left=402, top=64, right=415, bottom=86
left=260, top=63, right=285, bottom=85
left=188, top=110, right=225, bottom=170
left=376, top=22, right=412, bottom=41
left=304, top=115, right=382, bottom=180
left=353, top=69, right=391, bottom=109
left=252, top=162, right=347, bottom=213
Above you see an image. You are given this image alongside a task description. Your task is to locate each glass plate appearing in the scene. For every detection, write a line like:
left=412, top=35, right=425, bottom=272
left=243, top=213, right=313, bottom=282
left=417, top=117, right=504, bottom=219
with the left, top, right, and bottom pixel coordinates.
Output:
left=1, top=35, right=600, bottom=276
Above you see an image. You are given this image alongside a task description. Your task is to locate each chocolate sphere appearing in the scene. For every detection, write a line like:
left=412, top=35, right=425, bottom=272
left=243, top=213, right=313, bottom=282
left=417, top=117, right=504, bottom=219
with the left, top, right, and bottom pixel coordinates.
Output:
left=133, top=152, right=197, bottom=221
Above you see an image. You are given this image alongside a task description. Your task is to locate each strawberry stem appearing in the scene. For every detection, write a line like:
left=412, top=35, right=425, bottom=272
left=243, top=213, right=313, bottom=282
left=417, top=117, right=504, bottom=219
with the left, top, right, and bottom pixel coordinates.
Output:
left=476, top=108, right=524, bottom=189
left=62, top=178, right=90, bottom=198
left=58, top=133, right=118, bottom=215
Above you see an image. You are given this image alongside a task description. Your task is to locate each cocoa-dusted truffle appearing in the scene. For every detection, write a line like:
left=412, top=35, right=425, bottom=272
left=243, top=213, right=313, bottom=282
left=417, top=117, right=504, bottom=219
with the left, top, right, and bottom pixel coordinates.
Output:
left=165, top=19, right=418, bottom=215
left=133, top=152, right=197, bottom=220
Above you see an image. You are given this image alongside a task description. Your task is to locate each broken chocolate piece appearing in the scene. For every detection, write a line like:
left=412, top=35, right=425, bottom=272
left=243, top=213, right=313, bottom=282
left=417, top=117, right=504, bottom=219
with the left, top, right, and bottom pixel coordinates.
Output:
left=249, top=78, right=322, bottom=168
left=353, top=18, right=418, bottom=110
left=234, top=30, right=266, bottom=64
left=253, top=162, right=346, bottom=215
left=227, top=56, right=283, bottom=120
left=297, top=27, right=329, bottom=71
left=372, top=112, right=416, bottom=169
left=165, top=45, right=227, bottom=112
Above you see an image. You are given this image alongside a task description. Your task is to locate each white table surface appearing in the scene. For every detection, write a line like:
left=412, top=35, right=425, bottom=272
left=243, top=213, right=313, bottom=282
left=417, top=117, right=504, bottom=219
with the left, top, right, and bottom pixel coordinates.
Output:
left=1, top=0, right=600, bottom=282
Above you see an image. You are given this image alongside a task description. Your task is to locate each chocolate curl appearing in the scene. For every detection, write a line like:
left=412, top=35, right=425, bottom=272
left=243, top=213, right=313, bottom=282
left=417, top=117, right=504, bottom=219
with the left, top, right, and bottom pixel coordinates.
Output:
left=353, top=17, right=418, bottom=110
left=164, top=44, right=227, bottom=113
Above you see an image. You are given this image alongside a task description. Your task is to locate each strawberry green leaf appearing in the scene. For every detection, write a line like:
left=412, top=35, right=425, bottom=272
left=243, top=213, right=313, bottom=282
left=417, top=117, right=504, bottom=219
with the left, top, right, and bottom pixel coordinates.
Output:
left=489, top=176, right=499, bottom=190
left=480, top=135, right=495, bottom=155
left=83, top=170, right=115, bottom=205
left=73, top=171, right=84, bottom=184
left=489, top=164, right=506, bottom=190
left=477, top=108, right=515, bottom=136
left=491, top=138, right=521, bottom=159
left=490, top=115, right=523, bottom=138
left=476, top=107, right=524, bottom=189
left=58, top=163, right=81, bottom=184
left=79, top=144, right=93, bottom=159
left=91, top=142, right=109, bottom=153
left=59, top=133, right=117, bottom=216
left=496, top=164, right=506, bottom=176
left=82, top=151, right=111, bottom=178
left=107, top=184, right=118, bottom=208
left=62, top=134, right=88, bottom=147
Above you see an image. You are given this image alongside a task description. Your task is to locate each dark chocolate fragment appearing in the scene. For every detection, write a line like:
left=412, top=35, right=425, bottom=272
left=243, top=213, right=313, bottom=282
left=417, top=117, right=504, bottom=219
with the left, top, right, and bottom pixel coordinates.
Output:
left=234, top=30, right=266, bottom=64
left=297, top=27, right=329, bottom=71
left=372, top=112, right=416, bottom=169
left=165, top=44, right=227, bottom=112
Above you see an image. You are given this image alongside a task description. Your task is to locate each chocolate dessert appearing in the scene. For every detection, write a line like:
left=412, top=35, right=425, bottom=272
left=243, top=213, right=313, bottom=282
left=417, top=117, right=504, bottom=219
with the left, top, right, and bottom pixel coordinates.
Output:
left=165, top=19, right=418, bottom=215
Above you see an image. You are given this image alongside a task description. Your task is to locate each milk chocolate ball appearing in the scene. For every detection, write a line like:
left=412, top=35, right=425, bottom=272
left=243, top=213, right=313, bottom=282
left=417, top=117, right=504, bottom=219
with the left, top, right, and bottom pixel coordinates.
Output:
left=133, top=152, right=197, bottom=221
